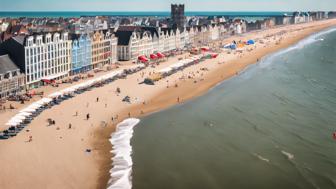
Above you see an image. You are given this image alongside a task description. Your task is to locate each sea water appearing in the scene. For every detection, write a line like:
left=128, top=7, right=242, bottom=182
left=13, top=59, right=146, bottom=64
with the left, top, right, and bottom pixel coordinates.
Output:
left=130, top=27, right=336, bottom=189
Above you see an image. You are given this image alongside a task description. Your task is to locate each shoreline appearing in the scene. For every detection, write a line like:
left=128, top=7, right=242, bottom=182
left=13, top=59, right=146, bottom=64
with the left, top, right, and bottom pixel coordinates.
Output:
left=0, top=19, right=335, bottom=189
left=96, top=21, right=336, bottom=188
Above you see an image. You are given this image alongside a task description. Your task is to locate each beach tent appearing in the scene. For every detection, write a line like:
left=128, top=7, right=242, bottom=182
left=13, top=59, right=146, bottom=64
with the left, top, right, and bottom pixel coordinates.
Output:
left=237, top=43, right=245, bottom=48
left=226, top=44, right=237, bottom=50
left=247, top=40, right=255, bottom=45
left=224, top=44, right=232, bottom=49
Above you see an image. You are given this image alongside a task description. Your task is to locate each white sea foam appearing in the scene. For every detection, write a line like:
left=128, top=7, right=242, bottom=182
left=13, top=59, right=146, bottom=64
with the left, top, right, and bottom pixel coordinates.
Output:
left=107, top=118, right=140, bottom=189
left=253, top=153, right=270, bottom=163
left=259, top=26, right=336, bottom=68
left=281, top=150, right=294, bottom=160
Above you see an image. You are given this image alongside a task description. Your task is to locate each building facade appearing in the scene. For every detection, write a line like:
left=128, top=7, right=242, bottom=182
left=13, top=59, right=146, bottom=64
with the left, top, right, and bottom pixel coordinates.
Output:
left=71, top=34, right=92, bottom=74
left=0, top=54, right=25, bottom=98
left=91, top=30, right=118, bottom=69
left=24, top=32, right=72, bottom=88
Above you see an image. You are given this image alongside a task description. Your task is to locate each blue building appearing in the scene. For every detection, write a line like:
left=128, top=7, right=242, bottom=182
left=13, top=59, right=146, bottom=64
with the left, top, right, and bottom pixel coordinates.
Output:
left=71, top=34, right=92, bottom=74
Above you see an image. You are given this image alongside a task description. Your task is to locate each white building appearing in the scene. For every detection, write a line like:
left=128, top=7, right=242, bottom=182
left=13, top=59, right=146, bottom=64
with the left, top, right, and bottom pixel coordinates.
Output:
left=24, top=32, right=72, bottom=88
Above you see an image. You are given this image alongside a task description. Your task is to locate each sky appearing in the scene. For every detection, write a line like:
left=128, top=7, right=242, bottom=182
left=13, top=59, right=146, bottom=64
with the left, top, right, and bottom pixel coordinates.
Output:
left=1, top=0, right=336, bottom=12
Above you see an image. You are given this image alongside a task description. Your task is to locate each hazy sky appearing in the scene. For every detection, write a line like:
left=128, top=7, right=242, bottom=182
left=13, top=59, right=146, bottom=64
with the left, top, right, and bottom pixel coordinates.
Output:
left=2, top=0, right=336, bottom=11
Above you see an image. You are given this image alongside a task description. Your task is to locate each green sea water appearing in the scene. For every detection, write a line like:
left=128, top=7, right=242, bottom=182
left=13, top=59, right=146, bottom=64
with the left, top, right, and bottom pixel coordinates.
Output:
left=131, top=27, right=336, bottom=189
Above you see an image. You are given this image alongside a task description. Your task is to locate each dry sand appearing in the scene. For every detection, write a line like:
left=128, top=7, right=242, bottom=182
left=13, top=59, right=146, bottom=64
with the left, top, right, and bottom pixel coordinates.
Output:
left=0, top=19, right=336, bottom=189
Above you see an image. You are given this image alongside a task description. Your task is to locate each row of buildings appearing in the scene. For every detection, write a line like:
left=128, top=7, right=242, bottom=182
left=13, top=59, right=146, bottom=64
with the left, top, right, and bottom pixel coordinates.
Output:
left=1, top=8, right=336, bottom=99
left=0, top=30, right=118, bottom=96
left=0, top=22, right=231, bottom=99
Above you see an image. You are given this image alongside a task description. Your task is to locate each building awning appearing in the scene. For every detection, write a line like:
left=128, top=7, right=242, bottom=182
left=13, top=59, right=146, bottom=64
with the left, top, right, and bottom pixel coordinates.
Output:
left=156, top=52, right=165, bottom=58
left=138, top=55, right=149, bottom=62
left=41, top=72, right=68, bottom=81
left=150, top=54, right=158, bottom=59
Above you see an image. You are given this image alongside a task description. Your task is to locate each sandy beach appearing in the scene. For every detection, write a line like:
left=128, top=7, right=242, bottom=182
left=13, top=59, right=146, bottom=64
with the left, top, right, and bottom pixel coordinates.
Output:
left=0, top=19, right=336, bottom=189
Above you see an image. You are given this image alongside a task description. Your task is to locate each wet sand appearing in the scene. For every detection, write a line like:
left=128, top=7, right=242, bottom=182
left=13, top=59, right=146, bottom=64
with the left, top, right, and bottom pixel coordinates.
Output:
left=0, top=19, right=335, bottom=189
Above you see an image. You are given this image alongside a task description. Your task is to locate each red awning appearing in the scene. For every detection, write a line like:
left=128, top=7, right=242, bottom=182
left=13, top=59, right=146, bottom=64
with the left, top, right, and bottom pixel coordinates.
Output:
left=42, top=79, right=55, bottom=84
left=156, top=52, right=165, bottom=58
left=150, top=54, right=158, bottom=59
left=138, top=55, right=149, bottom=62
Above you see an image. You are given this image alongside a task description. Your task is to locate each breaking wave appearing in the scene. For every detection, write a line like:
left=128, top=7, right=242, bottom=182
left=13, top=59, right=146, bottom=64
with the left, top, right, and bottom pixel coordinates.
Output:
left=281, top=150, right=295, bottom=160
left=107, top=118, right=140, bottom=189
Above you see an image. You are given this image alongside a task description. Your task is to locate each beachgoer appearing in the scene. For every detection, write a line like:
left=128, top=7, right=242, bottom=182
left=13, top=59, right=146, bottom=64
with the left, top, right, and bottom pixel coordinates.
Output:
left=177, top=97, right=180, bottom=103
left=75, top=111, right=78, bottom=116
left=128, top=112, right=131, bottom=117
left=96, top=97, right=99, bottom=102
left=68, top=124, right=72, bottom=129
left=28, top=136, right=33, bottom=142
left=86, top=114, right=90, bottom=120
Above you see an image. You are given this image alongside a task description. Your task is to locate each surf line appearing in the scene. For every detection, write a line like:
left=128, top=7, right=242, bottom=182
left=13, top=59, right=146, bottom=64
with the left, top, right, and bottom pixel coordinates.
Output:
left=107, top=118, right=140, bottom=189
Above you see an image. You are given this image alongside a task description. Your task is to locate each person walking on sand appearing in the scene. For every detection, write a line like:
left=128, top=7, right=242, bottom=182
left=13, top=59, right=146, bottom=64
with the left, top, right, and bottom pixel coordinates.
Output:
left=75, top=111, right=78, bottom=116
left=86, top=113, right=90, bottom=120
left=28, top=136, right=33, bottom=142
left=128, top=112, right=131, bottom=117
left=96, top=97, right=99, bottom=102
left=177, top=97, right=180, bottom=103
left=68, top=123, right=72, bottom=129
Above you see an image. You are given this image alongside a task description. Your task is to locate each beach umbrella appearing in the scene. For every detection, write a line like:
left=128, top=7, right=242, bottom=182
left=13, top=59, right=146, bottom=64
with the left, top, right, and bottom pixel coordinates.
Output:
left=48, top=92, right=63, bottom=98
left=5, top=121, right=20, bottom=126
left=159, top=67, right=173, bottom=74
left=28, top=103, right=43, bottom=109
left=17, top=112, right=32, bottom=117
left=13, top=115, right=26, bottom=121
left=20, top=108, right=36, bottom=113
